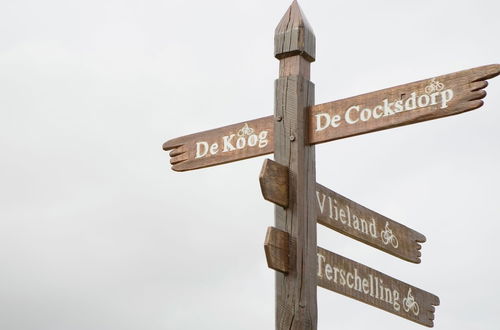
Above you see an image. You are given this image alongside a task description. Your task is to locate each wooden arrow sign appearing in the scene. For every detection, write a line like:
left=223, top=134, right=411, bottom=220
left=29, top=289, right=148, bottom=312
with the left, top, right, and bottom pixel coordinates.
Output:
left=163, top=65, right=499, bottom=172
left=309, top=64, right=500, bottom=144
left=317, top=247, right=439, bottom=328
left=260, top=159, right=425, bottom=263
left=163, top=116, right=273, bottom=172
left=264, top=227, right=440, bottom=328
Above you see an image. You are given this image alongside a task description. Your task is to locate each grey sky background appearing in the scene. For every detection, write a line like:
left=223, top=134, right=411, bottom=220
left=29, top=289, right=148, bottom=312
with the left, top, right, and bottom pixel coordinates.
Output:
left=0, top=0, right=499, bottom=329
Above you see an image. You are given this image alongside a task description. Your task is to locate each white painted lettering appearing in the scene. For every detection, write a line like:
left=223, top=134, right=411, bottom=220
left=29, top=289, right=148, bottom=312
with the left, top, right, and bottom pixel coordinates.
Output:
left=315, top=113, right=331, bottom=132
left=347, top=273, right=354, bottom=288
left=195, top=141, right=209, bottom=158
left=362, top=278, right=370, bottom=294
left=394, top=100, right=404, bottom=113
left=405, top=92, right=417, bottom=110
left=236, top=136, right=246, bottom=149
left=209, top=143, right=219, bottom=155
left=223, top=134, right=236, bottom=152
left=316, top=191, right=326, bottom=214
left=325, top=263, right=333, bottom=281
left=258, top=131, right=269, bottom=148
left=383, top=99, right=395, bottom=116
left=317, top=253, right=326, bottom=278
left=345, top=105, right=360, bottom=124
left=418, top=94, right=430, bottom=108
left=360, top=108, right=372, bottom=122
left=331, top=114, right=342, bottom=128
left=369, top=218, right=377, bottom=238
left=248, top=134, right=258, bottom=147
left=441, top=89, right=453, bottom=108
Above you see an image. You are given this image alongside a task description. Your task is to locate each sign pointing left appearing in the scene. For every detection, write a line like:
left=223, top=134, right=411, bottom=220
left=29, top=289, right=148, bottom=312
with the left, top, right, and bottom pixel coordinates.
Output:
left=163, top=116, right=273, bottom=171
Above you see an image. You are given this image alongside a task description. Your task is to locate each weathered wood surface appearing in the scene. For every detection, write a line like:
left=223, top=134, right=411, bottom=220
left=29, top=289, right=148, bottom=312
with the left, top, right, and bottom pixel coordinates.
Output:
left=317, top=246, right=439, bottom=328
left=260, top=159, right=426, bottom=263
left=163, top=65, right=499, bottom=172
left=264, top=226, right=291, bottom=274
left=264, top=227, right=439, bottom=328
left=162, top=116, right=273, bottom=171
left=316, top=184, right=425, bottom=263
left=274, top=0, right=315, bottom=62
left=260, top=158, right=289, bottom=208
left=273, top=2, right=317, bottom=330
left=309, top=64, right=500, bottom=144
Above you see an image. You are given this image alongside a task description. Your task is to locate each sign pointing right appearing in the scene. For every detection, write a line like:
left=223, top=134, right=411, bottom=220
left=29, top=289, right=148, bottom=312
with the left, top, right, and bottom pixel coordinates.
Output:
left=317, top=246, right=439, bottom=328
left=309, top=64, right=500, bottom=144
left=264, top=227, right=439, bottom=328
left=260, top=159, right=426, bottom=263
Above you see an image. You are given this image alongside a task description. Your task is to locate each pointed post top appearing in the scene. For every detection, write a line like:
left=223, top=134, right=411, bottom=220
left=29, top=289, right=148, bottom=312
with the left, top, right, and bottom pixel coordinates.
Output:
left=274, top=1, right=316, bottom=62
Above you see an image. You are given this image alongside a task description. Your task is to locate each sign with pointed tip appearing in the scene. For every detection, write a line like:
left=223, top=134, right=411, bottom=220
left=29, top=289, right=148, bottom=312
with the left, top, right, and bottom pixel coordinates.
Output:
left=259, top=159, right=426, bottom=263
left=309, top=64, right=500, bottom=145
left=317, top=246, right=439, bottom=328
left=163, top=65, right=500, bottom=172
left=264, top=227, right=439, bottom=328
left=163, top=116, right=273, bottom=171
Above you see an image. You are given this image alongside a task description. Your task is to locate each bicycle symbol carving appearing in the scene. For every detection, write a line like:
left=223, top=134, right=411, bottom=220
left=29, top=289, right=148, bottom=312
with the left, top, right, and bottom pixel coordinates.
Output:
left=380, top=221, right=399, bottom=249
left=424, top=78, right=445, bottom=94
left=237, top=123, right=254, bottom=137
left=403, top=288, right=420, bottom=316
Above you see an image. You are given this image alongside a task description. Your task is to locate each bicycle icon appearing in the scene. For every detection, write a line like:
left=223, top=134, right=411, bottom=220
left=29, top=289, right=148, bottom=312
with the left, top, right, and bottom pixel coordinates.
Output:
left=424, top=78, right=445, bottom=94
left=237, top=123, right=254, bottom=137
left=380, top=221, right=399, bottom=249
left=403, top=288, right=420, bottom=316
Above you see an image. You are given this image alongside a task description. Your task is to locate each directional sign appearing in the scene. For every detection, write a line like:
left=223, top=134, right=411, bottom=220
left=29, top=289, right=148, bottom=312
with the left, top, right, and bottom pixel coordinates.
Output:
left=317, top=247, right=439, bottom=328
left=260, top=159, right=425, bottom=263
left=309, top=64, right=500, bottom=145
left=163, top=65, right=499, bottom=172
left=163, top=116, right=273, bottom=171
left=264, top=227, right=439, bottom=328
left=315, top=184, right=425, bottom=263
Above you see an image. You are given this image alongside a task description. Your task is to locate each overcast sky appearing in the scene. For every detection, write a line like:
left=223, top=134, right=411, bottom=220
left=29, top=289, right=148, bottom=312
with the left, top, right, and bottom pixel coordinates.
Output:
left=1, top=0, right=499, bottom=329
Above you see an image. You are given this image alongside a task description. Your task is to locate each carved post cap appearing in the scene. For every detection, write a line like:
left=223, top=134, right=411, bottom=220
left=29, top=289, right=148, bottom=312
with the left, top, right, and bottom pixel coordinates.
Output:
left=274, top=0, right=316, bottom=62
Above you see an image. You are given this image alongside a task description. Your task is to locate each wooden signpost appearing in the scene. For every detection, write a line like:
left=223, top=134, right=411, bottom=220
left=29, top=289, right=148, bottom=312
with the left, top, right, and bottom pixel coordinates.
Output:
left=162, top=1, right=500, bottom=328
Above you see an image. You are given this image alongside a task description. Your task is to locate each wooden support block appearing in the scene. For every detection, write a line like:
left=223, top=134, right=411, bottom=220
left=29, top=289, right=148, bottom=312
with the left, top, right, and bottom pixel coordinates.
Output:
left=259, top=159, right=289, bottom=208
left=264, top=227, right=290, bottom=274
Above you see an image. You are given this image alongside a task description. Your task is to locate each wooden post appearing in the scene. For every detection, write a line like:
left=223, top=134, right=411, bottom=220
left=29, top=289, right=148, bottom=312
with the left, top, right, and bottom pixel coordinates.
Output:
left=273, top=1, right=317, bottom=329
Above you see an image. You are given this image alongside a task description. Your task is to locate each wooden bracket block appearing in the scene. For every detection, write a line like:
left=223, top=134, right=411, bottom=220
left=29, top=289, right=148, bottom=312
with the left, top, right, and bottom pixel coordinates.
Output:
left=264, top=227, right=290, bottom=274
left=259, top=159, right=289, bottom=208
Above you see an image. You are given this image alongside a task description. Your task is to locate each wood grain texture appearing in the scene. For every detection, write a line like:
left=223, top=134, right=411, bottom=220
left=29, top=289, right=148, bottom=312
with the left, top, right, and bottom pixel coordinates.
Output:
left=274, top=73, right=317, bottom=330
left=163, top=116, right=273, bottom=171
left=309, top=64, right=500, bottom=144
left=316, top=184, right=425, bottom=264
left=163, top=64, right=499, bottom=172
left=265, top=227, right=439, bottom=328
left=274, top=0, right=315, bottom=62
left=273, top=2, right=317, bottom=329
left=317, top=247, right=439, bottom=328
left=259, top=158, right=426, bottom=263
left=260, top=159, right=289, bottom=208
left=264, top=226, right=290, bottom=274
